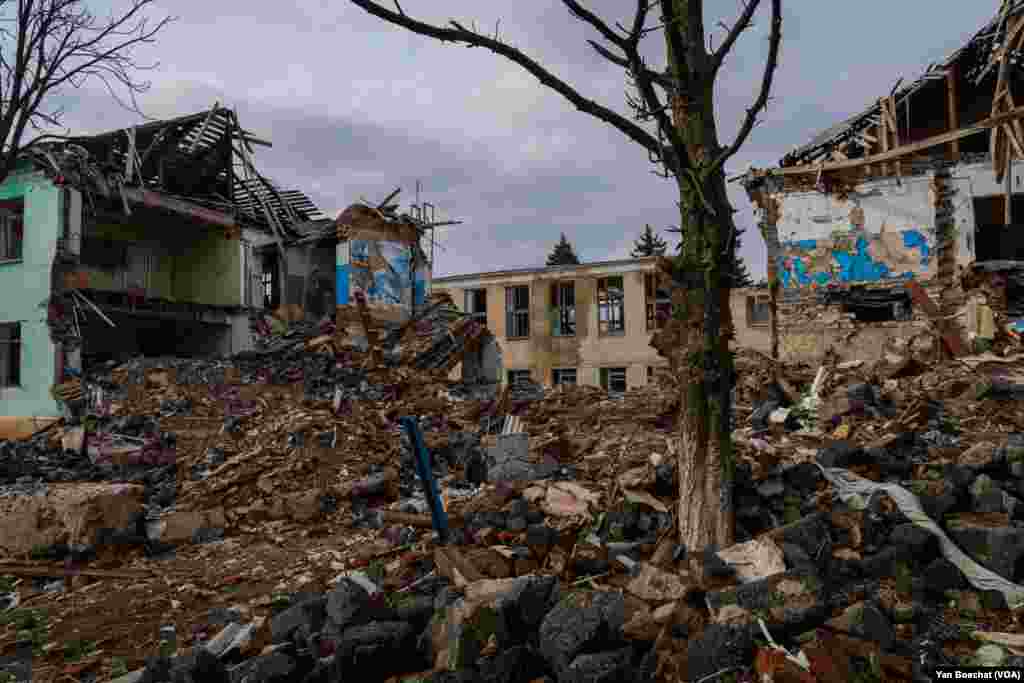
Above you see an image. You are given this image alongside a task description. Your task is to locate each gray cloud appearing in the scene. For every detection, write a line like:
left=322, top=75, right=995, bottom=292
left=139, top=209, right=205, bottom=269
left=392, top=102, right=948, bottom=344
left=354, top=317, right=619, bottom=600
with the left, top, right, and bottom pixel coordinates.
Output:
left=39, top=0, right=1003, bottom=279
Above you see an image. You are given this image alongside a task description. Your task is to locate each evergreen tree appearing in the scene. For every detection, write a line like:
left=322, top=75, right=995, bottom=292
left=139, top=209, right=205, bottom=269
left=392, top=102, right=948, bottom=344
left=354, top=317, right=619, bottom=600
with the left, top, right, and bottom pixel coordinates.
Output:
left=730, top=232, right=755, bottom=287
left=630, top=224, right=668, bottom=257
left=546, top=232, right=581, bottom=266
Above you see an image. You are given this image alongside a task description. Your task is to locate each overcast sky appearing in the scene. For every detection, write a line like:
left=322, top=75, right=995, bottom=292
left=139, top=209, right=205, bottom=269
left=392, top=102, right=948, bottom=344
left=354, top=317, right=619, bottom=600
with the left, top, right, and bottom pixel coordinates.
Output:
left=56, top=0, right=1001, bottom=278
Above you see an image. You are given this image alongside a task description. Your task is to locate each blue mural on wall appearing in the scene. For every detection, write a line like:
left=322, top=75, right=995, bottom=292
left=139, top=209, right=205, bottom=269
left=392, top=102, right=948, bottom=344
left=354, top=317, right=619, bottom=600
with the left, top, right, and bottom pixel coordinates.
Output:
left=832, top=236, right=890, bottom=282
left=777, top=225, right=935, bottom=290
left=901, top=229, right=930, bottom=265
left=336, top=239, right=428, bottom=308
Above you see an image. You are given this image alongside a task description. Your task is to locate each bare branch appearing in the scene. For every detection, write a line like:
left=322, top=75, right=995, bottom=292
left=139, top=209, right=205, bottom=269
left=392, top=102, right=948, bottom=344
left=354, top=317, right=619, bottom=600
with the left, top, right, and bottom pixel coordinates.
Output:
left=588, top=39, right=627, bottom=67
left=708, top=0, right=781, bottom=175
left=711, top=0, right=763, bottom=73
left=0, top=0, right=174, bottom=175
left=628, top=0, right=650, bottom=45
left=630, top=58, right=683, bottom=168
left=560, top=0, right=628, bottom=49
left=348, top=0, right=664, bottom=156
left=587, top=38, right=674, bottom=90
left=618, top=1, right=692, bottom=180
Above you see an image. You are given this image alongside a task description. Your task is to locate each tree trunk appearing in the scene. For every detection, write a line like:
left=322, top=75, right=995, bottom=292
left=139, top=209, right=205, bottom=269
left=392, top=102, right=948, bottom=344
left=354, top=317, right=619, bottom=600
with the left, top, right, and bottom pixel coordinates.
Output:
left=667, top=0, right=737, bottom=559
left=673, top=171, right=737, bottom=557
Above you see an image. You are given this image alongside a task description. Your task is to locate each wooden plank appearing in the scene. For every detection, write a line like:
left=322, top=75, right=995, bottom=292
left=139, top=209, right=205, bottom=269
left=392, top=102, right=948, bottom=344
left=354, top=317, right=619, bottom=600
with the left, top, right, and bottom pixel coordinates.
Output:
left=889, top=95, right=902, bottom=177
left=878, top=99, right=891, bottom=175
left=768, top=104, right=1024, bottom=176
left=1003, top=123, right=1024, bottom=158
left=0, top=563, right=154, bottom=580
left=905, top=280, right=969, bottom=358
left=946, top=63, right=961, bottom=160
left=1007, top=149, right=1014, bottom=226
left=864, top=125, right=879, bottom=175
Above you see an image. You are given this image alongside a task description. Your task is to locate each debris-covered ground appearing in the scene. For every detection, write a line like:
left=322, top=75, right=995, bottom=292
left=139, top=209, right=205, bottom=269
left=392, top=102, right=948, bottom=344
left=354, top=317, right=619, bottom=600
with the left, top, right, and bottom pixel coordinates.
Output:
left=5, top=299, right=1024, bottom=682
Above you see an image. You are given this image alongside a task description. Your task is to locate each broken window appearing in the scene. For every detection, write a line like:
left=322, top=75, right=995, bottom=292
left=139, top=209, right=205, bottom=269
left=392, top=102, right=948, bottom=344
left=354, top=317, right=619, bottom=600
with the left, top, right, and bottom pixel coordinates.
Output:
left=845, top=299, right=912, bottom=322
left=644, top=273, right=671, bottom=330
left=973, top=195, right=1024, bottom=262
left=505, top=285, right=530, bottom=338
left=598, top=276, right=625, bottom=335
left=0, top=323, right=21, bottom=387
left=464, top=288, right=487, bottom=325
left=507, top=369, right=532, bottom=386
left=746, top=295, right=771, bottom=327
left=261, top=251, right=280, bottom=309
left=823, top=285, right=913, bottom=322
left=552, top=368, right=577, bottom=387
left=0, top=199, right=24, bottom=262
left=600, top=367, right=627, bottom=394
left=551, top=281, right=576, bottom=336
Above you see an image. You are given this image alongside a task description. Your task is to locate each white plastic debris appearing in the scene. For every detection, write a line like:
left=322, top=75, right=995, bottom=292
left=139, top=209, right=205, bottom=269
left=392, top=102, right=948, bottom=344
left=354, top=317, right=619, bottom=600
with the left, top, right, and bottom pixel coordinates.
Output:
left=973, top=644, right=1008, bottom=668
left=818, top=465, right=1024, bottom=609
left=758, top=618, right=810, bottom=671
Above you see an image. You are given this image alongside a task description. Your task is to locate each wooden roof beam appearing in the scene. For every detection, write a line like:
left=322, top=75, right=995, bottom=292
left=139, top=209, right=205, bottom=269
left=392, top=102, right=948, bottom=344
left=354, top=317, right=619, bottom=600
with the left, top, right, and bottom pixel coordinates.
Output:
left=764, top=104, right=1024, bottom=177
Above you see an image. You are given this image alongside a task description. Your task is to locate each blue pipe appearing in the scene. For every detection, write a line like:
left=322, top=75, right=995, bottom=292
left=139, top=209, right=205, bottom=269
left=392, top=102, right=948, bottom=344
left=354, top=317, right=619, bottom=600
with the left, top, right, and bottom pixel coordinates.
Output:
left=398, top=416, right=449, bottom=544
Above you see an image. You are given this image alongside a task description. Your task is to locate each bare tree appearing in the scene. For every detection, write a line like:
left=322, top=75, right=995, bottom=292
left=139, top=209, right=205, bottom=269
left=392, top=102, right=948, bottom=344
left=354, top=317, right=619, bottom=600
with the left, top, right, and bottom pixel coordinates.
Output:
left=349, top=0, right=781, bottom=559
left=0, top=0, right=174, bottom=185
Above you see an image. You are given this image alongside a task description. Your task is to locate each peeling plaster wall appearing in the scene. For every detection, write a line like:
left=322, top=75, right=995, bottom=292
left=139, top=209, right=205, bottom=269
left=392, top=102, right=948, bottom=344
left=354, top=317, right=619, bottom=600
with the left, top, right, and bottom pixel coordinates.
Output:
left=736, top=151, right=1024, bottom=365
left=756, top=158, right=1024, bottom=363
left=0, top=171, right=62, bottom=418
left=775, top=175, right=938, bottom=291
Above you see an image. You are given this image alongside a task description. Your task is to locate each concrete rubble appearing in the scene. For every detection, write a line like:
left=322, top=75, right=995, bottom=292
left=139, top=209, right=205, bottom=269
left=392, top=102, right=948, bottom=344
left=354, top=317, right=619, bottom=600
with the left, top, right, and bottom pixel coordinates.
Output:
left=3, top=296, right=1024, bottom=682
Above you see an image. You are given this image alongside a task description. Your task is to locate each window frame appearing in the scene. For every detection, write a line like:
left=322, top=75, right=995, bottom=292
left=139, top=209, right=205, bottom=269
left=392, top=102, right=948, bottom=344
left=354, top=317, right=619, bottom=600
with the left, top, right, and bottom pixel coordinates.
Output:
left=551, top=281, right=576, bottom=337
left=507, top=369, right=532, bottom=386
left=0, top=198, right=25, bottom=263
left=552, top=367, right=577, bottom=387
left=746, top=294, right=771, bottom=327
left=600, top=366, right=627, bottom=394
left=464, top=288, right=488, bottom=325
left=505, top=285, right=530, bottom=339
left=597, top=276, right=626, bottom=335
left=0, top=322, right=22, bottom=387
left=644, top=272, right=671, bottom=330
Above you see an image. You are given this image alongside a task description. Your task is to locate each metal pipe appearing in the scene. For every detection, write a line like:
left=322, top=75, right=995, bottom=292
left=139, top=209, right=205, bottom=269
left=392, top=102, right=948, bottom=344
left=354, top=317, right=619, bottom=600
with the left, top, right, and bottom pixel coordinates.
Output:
left=399, top=416, right=449, bottom=544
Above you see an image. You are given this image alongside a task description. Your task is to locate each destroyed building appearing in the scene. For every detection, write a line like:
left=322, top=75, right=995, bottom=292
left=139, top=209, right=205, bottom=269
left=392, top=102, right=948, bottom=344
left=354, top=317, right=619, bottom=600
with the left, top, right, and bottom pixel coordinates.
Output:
left=334, top=200, right=433, bottom=325
left=742, top=1, right=1024, bottom=363
left=0, top=106, right=336, bottom=419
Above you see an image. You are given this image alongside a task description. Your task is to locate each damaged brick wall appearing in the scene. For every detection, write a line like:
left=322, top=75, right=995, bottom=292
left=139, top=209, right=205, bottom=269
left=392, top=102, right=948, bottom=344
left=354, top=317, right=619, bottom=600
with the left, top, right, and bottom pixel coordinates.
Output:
left=773, top=176, right=937, bottom=291
left=743, top=167, right=983, bottom=364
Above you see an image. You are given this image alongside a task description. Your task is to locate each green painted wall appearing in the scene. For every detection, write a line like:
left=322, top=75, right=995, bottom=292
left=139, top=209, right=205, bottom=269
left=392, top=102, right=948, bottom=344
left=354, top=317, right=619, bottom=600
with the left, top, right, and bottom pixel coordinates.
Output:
left=171, top=227, right=241, bottom=306
left=0, top=170, right=62, bottom=418
left=82, top=219, right=241, bottom=306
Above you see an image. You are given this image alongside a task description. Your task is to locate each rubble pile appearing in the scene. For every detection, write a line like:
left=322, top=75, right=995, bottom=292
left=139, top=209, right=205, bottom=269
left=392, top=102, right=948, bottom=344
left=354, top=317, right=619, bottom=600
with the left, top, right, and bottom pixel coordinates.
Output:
left=5, top=306, right=1024, bottom=681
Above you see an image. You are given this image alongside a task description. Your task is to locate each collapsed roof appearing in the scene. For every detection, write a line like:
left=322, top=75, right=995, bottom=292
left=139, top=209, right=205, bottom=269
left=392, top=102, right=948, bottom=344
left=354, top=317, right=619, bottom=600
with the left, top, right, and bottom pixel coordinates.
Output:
left=25, top=105, right=326, bottom=239
left=781, top=0, right=1024, bottom=168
